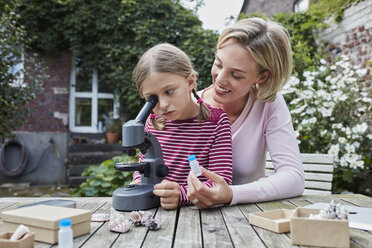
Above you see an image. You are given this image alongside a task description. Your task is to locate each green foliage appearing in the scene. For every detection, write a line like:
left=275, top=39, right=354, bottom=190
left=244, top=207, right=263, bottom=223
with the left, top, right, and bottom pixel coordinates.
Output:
left=282, top=56, right=371, bottom=196
left=16, top=0, right=218, bottom=119
left=309, top=0, right=359, bottom=23
left=0, top=1, right=45, bottom=143
left=239, top=11, right=325, bottom=79
left=107, top=120, right=122, bottom=134
left=72, top=154, right=138, bottom=197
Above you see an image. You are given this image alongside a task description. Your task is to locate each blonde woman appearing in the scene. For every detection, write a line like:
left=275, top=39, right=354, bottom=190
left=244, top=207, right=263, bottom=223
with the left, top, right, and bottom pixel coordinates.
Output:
left=132, top=43, right=233, bottom=209
left=187, top=18, right=305, bottom=208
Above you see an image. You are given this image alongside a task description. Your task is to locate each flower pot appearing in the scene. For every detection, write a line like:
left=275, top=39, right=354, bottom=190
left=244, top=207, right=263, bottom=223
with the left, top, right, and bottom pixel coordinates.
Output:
left=106, top=133, right=119, bottom=144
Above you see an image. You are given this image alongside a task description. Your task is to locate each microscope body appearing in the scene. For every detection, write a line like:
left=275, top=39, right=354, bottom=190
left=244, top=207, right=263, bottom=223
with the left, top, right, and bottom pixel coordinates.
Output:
left=112, top=96, right=168, bottom=211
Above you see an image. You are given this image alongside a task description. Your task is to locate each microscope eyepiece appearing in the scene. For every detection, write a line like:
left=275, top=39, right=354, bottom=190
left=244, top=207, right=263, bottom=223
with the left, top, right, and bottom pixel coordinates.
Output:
left=135, top=95, right=158, bottom=123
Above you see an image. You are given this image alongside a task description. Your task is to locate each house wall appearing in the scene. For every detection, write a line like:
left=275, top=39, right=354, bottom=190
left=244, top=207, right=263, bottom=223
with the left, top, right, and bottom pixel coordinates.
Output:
left=0, top=51, right=71, bottom=185
left=241, top=0, right=297, bottom=16
left=318, top=0, right=372, bottom=84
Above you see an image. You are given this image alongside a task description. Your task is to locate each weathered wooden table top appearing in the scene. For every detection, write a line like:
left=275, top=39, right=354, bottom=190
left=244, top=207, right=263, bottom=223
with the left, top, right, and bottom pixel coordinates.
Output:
left=0, top=194, right=371, bottom=247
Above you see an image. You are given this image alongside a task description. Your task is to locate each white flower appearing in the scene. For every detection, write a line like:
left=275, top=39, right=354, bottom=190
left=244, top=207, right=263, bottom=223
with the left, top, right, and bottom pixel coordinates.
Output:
left=352, top=123, right=368, bottom=134
left=328, top=144, right=339, bottom=157
left=338, top=137, right=346, bottom=143
left=356, top=68, right=367, bottom=77
left=319, top=66, right=327, bottom=72
left=345, top=143, right=355, bottom=153
left=320, top=130, right=327, bottom=136
left=330, top=65, right=336, bottom=70
left=340, top=157, right=348, bottom=167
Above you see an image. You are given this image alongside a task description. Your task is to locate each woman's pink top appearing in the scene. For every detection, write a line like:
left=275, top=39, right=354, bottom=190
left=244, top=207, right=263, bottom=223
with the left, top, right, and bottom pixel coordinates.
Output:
left=202, top=89, right=305, bottom=204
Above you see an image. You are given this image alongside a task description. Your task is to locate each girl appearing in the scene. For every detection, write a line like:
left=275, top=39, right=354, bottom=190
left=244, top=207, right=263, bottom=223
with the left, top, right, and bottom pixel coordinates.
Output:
left=132, top=43, right=233, bottom=209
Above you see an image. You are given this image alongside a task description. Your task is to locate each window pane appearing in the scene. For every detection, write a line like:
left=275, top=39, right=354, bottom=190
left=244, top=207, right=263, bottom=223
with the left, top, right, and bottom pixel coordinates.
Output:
left=75, top=65, right=92, bottom=92
left=75, top=98, right=91, bottom=126
left=98, top=99, right=114, bottom=122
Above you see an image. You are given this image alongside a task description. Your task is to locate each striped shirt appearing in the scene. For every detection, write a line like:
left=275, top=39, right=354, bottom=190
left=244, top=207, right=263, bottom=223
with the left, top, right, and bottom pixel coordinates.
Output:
left=133, top=105, right=233, bottom=206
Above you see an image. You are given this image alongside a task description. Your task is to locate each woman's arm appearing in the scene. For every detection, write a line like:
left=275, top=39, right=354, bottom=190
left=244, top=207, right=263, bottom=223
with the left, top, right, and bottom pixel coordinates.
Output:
left=230, top=93, right=304, bottom=204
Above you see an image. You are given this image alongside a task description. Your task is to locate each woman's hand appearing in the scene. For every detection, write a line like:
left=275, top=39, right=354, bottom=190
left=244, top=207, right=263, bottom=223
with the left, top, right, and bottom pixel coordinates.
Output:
left=187, top=167, right=233, bottom=209
left=153, top=180, right=180, bottom=210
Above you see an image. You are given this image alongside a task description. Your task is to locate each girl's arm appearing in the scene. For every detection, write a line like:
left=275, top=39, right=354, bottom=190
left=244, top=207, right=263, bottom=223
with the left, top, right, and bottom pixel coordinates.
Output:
left=179, top=112, right=233, bottom=206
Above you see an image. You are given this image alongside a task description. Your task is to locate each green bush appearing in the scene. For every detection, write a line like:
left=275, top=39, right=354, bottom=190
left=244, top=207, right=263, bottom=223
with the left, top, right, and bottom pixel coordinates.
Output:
left=72, top=154, right=138, bottom=197
left=282, top=56, right=371, bottom=196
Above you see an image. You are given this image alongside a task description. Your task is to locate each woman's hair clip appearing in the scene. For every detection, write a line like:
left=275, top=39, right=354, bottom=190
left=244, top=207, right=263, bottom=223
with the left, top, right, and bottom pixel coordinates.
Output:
left=197, top=98, right=203, bottom=103
left=149, top=114, right=156, bottom=119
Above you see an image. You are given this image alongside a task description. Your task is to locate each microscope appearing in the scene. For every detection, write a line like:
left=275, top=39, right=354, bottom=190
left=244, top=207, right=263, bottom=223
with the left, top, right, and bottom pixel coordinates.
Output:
left=112, top=95, right=168, bottom=211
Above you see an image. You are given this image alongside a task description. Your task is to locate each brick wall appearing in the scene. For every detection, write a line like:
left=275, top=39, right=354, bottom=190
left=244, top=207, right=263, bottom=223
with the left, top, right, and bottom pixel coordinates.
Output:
left=319, top=0, right=371, bottom=83
left=19, top=51, right=71, bottom=132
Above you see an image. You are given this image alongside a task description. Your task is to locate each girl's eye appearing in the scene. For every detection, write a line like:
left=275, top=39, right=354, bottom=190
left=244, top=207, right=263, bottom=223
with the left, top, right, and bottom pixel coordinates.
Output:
left=165, top=89, right=174, bottom=95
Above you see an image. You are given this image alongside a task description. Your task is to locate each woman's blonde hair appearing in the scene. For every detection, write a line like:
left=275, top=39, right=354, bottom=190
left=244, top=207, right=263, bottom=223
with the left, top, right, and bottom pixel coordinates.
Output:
left=218, top=17, right=292, bottom=102
left=133, top=43, right=210, bottom=130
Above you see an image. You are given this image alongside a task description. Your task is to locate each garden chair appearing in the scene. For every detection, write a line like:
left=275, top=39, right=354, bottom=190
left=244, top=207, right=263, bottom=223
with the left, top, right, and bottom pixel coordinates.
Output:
left=265, top=153, right=334, bottom=195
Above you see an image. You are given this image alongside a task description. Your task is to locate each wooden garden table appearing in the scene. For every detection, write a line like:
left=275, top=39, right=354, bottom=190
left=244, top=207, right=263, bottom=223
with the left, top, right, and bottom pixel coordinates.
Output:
left=0, top=194, right=371, bottom=247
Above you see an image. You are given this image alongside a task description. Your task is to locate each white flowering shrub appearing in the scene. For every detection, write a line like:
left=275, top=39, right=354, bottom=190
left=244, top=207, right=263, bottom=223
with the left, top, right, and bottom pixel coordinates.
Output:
left=282, top=55, right=372, bottom=195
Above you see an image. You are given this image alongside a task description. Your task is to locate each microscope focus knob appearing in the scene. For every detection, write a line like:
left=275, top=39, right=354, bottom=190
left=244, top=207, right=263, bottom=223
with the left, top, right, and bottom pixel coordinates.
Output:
left=157, top=165, right=169, bottom=177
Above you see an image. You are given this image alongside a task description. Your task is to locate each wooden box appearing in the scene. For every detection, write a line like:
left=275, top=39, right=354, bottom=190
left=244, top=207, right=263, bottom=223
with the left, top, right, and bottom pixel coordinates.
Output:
left=0, top=232, right=35, bottom=248
left=290, top=208, right=349, bottom=248
left=2, top=205, right=91, bottom=244
left=248, top=209, right=294, bottom=233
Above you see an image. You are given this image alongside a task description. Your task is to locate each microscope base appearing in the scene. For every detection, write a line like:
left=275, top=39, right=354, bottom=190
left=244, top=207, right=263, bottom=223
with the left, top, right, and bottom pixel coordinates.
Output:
left=112, top=184, right=160, bottom=211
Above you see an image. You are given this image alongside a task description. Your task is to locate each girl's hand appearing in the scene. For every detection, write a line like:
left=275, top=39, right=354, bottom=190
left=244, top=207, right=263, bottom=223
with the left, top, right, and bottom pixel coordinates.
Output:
left=130, top=179, right=141, bottom=185
left=187, top=167, right=233, bottom=209
left=153, top=180, right=180, bottom=210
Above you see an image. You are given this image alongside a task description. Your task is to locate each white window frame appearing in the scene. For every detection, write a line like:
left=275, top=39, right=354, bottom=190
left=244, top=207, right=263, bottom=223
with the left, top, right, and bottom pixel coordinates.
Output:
left=69, top=61, right=119, bottom=133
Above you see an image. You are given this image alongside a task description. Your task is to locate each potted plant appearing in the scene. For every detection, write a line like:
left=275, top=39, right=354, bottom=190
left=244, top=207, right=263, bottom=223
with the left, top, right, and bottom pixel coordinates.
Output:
left=106, top=120, right=122, bottom=144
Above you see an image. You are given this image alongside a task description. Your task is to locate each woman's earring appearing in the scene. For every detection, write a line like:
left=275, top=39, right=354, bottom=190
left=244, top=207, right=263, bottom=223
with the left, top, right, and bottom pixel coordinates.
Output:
left=255, top=83, right=260, bottom=90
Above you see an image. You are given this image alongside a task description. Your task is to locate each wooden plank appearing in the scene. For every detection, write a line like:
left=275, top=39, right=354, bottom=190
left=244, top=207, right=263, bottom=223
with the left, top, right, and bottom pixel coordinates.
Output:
left=200, top=207, right=233, bottom=248
left=111, top=208, right=158, bottom=248
left=173, top=206, right=202, bottom=247
left=266, top=162, right=334, bottom=172
left=304, top=172, right=333, bottom=181
left=303, top=189, right=331, bottom=195
left=266, top=153, right=333, bottom=164
left=219, top=205, right=264, bottom=247
left=305, top=180, right=332, bottom=190
left=74, top=200, right=113, bottom=248
left=142, top=207, right=177, bottom=248
left=265, top=170, right=333, bottom=182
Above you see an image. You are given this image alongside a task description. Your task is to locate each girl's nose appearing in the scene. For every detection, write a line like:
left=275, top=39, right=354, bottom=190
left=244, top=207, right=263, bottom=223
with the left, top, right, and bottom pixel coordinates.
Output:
left=158, top=97, right=169, bottom=110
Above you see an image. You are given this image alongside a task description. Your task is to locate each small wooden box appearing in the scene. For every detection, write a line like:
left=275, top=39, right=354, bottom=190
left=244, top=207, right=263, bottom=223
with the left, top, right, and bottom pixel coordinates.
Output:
left=290, top=208, right=350, bottom=248
left=248, top=209, right=294, bottom=233
left=0, top=232, right=35, bottom=248
left=2, top=205, right=92, bottom=244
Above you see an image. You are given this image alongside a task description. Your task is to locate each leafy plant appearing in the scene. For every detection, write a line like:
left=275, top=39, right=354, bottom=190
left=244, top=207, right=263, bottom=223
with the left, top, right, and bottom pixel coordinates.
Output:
left=107, top=120, right=122, bottom=134
left=0, top=1, right=45, bottom=143
left=282, top=55, right=371, bottom=196
left=15, top=0, right=218, bottom=119
left=72, top=154, right=138, bottom=197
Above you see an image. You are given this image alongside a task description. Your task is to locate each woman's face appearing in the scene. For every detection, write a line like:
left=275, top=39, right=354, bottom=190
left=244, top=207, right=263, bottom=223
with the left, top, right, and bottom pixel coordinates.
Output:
left=141, top=72, right=198, bottom=121
left=211, top=38, right=263, bottom=106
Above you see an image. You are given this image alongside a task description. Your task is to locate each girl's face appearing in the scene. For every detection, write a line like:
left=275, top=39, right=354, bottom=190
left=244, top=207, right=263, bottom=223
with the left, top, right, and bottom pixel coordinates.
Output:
left=141, top=72, right=198, bottom=121
left=211, top=38, right=267, bottom=106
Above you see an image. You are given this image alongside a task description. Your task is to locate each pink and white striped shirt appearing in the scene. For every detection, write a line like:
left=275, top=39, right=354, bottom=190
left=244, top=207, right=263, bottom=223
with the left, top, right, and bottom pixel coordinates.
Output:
left=133, top=105, right=233, bottom=206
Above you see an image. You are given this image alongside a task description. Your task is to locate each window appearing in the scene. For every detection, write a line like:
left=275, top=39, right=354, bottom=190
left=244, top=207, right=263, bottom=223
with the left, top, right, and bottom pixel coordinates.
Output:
left=69, top=60, right=119, bottom=133
left=294, top=0, right=309, bottom=12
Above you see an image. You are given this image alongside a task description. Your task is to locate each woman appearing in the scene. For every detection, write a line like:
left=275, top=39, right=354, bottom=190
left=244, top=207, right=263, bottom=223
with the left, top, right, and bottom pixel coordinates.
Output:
left=185, top=17, right=305, bottom=208
left=155, top=17, right=304, bottom=209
